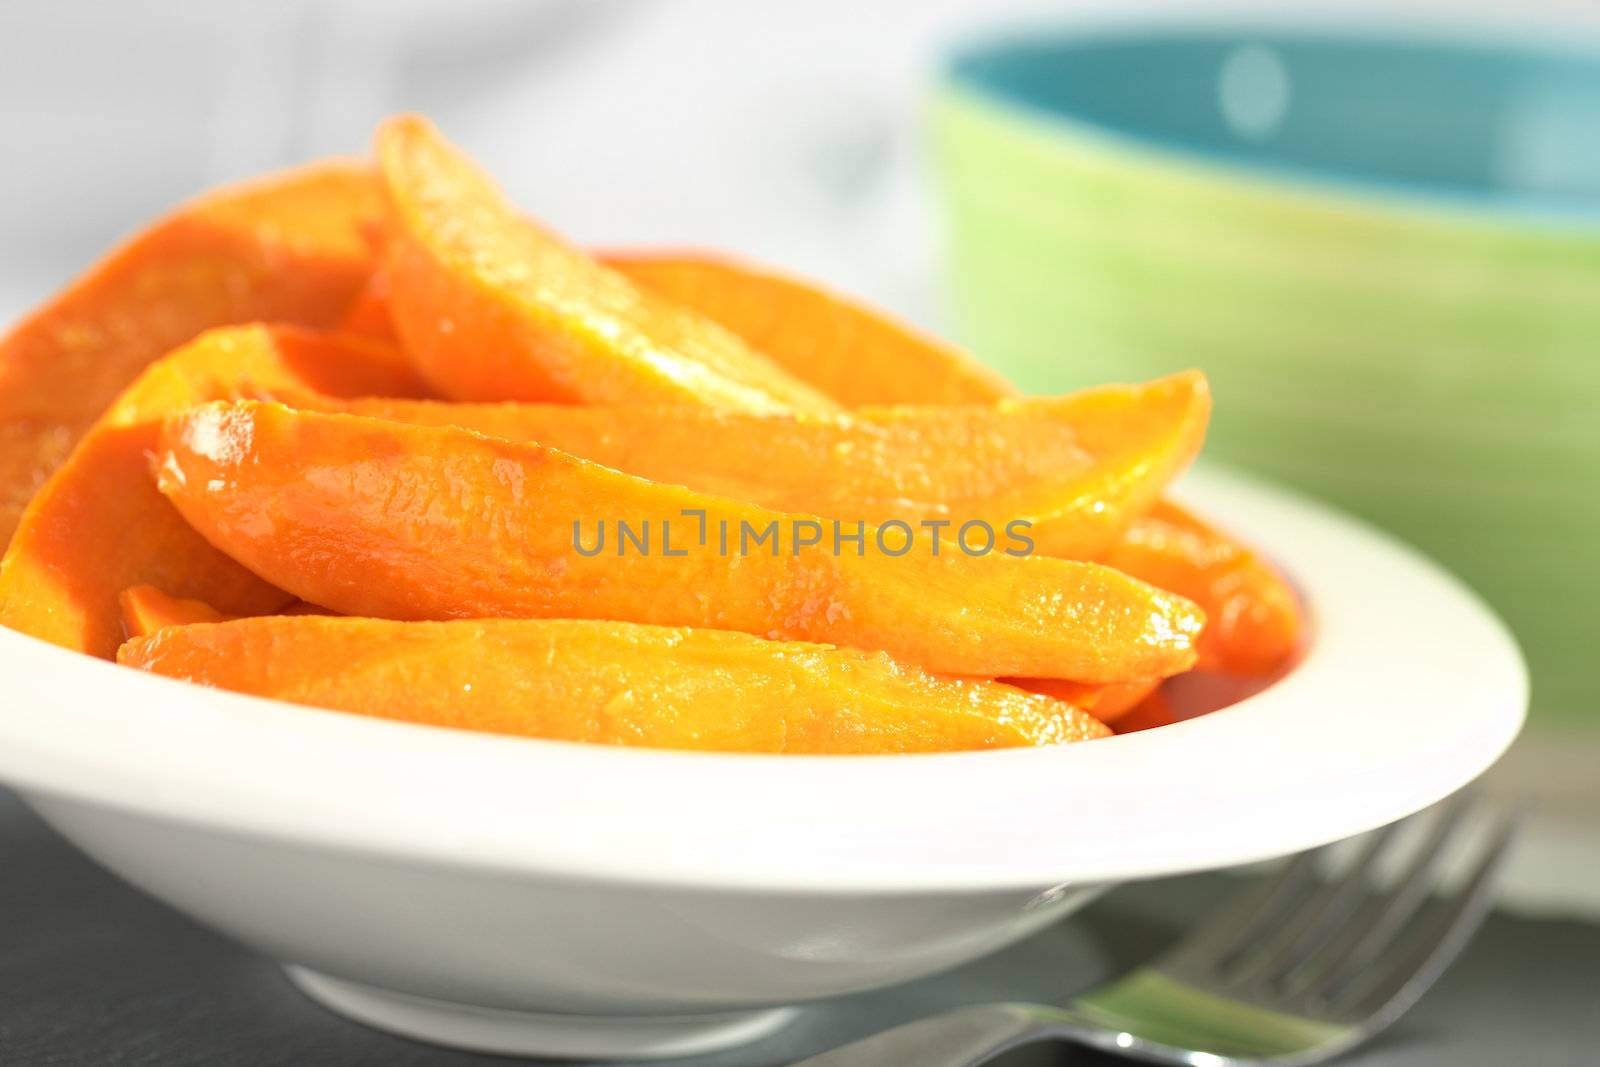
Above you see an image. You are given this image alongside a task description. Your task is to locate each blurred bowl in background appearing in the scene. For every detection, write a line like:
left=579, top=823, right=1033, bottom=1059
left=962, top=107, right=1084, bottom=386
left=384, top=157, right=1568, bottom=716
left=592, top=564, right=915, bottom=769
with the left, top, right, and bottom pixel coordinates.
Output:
left=932, top=27, right=1600, bottom=756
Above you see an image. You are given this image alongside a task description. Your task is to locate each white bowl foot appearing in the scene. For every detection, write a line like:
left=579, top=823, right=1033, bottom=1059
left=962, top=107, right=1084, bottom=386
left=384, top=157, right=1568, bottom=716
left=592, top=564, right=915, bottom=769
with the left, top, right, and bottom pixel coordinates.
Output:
left=284, top=965, right=798, bottom=1059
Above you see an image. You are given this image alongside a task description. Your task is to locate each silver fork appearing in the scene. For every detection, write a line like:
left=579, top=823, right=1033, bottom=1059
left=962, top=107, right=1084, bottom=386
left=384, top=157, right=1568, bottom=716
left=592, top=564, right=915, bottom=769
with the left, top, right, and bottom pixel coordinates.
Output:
left=795, top=794, right=1520, bottom=1067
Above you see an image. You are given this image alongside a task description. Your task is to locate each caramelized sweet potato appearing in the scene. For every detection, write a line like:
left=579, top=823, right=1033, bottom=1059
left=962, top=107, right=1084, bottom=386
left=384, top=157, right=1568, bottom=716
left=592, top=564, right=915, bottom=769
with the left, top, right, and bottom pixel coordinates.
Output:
left=599, top=253, right=1304, bottom=674
left=118, top=584, right=231, bottom=638
left=377, top=116, right=835, bottom=412
left=0, top=163, right=382, bottom=548
left=337, top=270, right=397, bottom=343
left=117, top=583, right=326, bottom=639
left=118, top=616, right=1110, bottom=753
left=603, top=252, right=1015, bottom=406
left=1104, top=501, right=1304, bottom=676
left=0, top=326, right=428, bottom=657
left=287, top=371, right=1209, bottom=560
left=1012, top=677, right=1162, bottom=726
left=157, top=402, right=1203, bottom=683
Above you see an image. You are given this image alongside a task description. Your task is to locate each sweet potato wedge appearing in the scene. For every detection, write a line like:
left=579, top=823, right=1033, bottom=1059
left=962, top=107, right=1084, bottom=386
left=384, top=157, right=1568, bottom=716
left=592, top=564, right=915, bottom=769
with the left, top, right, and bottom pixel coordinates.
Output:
left=0, top=326, right=428, bottom=657
left=119, top=616, right=1109, bottom=753
left=377, top=115, right=835, bottom=412
left=1011, top=677, right=1162, bottom=726
left=603, top=251, right=1015, bottom=406
left=156, top=402, right=1203, bottom=683
left=285, top=371, right=1209, bottom=560
left=337, top=270, right=397, bottom=343
left=118, top=584, right=231, bottom=638
left=601, top=254, right=1305, bottom=671
left=1104, top=501, right=1304, bottom=676
left=118, top=583, right=325, bottom=640
left=0, top=162, right=382, bottom=548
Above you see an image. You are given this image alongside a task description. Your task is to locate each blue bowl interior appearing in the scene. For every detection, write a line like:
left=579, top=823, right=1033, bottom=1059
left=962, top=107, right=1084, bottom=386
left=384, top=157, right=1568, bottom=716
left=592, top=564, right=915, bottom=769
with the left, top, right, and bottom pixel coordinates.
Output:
left=949, top=29, right=1600, bottom=219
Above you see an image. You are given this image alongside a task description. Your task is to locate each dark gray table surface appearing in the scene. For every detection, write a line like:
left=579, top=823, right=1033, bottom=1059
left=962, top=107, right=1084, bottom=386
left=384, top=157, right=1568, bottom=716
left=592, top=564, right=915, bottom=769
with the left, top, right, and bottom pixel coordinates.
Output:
left=2, top=788, right=1595, bottom=1067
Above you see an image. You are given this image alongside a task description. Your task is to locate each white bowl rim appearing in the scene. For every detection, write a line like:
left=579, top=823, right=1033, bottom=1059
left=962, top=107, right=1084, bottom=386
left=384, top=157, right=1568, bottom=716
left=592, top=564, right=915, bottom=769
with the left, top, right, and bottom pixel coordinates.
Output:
left=0, top=465, right=1526, bottom=894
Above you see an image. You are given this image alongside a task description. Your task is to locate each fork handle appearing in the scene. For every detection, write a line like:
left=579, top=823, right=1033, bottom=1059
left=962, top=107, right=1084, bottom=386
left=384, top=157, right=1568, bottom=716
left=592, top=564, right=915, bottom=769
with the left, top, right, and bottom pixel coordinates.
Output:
left=791, top=1004, right=1044, bottom=1067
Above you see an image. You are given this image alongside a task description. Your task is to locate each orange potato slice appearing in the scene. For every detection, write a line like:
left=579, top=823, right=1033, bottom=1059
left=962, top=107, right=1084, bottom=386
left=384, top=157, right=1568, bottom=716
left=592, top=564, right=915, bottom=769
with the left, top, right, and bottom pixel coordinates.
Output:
left=157, top=401, right=1203, bottom=683
left=1104, top=501, right=1305, bottom=676
left=595, top=251, right=1304, bottom=676
left=118, top=584, right=232, bottom=638
left=0, top=326, right=428, bottom=657
left=119, top=616, right=1110, bottom=753
left=0, top=162, right=382, bottom=548
left=602, top=251, right=1016, bottom=406
left=377, top=115, right=835, bottom=412
left=117, top=583, right=327, bottom=640
left=1011, top=677, right=1163, bottom=726
left=337, top=269, right=397, bottom=343
left=284, top=370, right=1209, bottom=560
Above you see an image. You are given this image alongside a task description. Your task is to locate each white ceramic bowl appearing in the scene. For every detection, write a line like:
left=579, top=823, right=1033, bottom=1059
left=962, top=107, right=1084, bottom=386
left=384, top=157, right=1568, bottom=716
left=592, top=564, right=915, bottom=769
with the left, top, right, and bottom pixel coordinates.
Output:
left=0, top=466, right=1525, bottom=1060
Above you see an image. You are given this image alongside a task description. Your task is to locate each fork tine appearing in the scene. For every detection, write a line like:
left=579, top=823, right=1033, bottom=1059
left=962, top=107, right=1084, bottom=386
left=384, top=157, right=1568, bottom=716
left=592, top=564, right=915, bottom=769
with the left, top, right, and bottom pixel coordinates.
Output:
left=1223, top=819, right=1407, bottom=988
left=1157, top=847, right=1324, bottom=975
left=1290, top=793, right=1480, bottom=1001
left=1323, top=804, right=1522, bottom=1020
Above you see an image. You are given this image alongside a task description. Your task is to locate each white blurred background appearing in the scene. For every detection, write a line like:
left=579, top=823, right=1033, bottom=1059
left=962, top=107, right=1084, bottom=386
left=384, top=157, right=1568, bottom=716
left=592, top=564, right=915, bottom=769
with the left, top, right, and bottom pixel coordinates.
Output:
left=4, top=0, right=1600, bottom=330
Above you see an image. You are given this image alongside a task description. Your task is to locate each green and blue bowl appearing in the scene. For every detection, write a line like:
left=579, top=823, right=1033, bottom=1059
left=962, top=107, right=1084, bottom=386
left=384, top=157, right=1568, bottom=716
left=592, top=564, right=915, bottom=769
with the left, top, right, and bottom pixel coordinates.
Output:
left=933, top=26, right=1600, bottom=735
